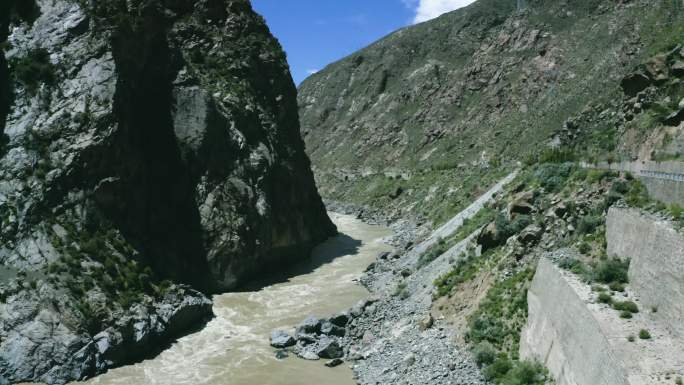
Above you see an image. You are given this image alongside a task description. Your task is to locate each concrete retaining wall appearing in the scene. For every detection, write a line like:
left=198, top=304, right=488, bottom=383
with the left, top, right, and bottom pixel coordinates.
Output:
left=520, top=258, right=630, bottom=385
left=606, top=207, right=684, bottom=339
left=581, top=160, right=684, bottom=206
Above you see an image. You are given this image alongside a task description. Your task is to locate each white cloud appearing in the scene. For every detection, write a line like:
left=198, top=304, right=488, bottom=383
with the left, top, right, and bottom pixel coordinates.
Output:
left=404, top=0, right=477, bottom=24
left=306, top=69, right=319, bottom=75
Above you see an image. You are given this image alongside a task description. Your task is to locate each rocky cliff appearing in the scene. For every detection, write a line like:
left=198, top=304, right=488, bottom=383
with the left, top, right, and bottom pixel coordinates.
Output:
left=0, top=0, right=335, bottom=383
left=298, top=0, right=684, bottom=225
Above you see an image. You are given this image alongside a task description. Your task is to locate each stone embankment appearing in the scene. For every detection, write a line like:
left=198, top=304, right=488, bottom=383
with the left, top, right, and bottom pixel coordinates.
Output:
left=521, top=208, right=684, bottom=385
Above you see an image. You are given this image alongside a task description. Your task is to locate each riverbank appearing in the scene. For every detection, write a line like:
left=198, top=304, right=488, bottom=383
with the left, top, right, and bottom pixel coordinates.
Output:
left=284, top=174, right=517, bottom=385
left=20, top=213, right=391, bottom=385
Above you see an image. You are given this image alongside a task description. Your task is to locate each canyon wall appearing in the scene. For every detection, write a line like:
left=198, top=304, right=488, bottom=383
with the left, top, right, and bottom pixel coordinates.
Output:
left=0, top=0, right=334, bottom=383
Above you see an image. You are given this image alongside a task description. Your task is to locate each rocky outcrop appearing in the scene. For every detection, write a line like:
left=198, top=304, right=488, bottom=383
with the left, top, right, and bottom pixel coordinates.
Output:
left=0, top=0, right=334, bottom=383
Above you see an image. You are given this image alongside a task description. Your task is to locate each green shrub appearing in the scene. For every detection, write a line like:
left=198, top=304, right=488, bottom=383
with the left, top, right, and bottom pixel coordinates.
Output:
left=577, top=215, right=602, bottom=235
left=484, top=358, right=547, bottom=385
left=598, top=292, right=613, bottom=304
left=417, top=237, right=449, bottom=269
left=559, top=257, right=592, bottom=280
left=608, top=282, right=625, bottom=292
left=627, top=335, right=635, bottom=342
left=613, top=300, right=639, bottom=313
left=484, top=357, right=513, bottom=381
left=495, top=213, right=531, bottom=242
left=500, top=360, right=547, bottom=385
left=467, top=268, right=533, bottom=355
left=538, top=148, right=577, bottom=164
left=619, top=311, right=633, bottom=319
left=9, top=48, right=56, bottom=94
left=639, top=329, right=651, bottom=340
left=434, top=249, right=485, bottom=298
left=610, top=180, right=629, bottom=195
left=578, top=241, right=591, bottom=254
left=473, top=341, right=498, bottom=367
left=532, top=163, right=575, bottom=192
left=624, top=179, right=650, bottom=208
left=594, top=258, right=629, bottom=284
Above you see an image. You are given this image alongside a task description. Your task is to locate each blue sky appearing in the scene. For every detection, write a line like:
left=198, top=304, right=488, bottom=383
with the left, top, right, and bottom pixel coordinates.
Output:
left=251, top=0, right=476, bottom=85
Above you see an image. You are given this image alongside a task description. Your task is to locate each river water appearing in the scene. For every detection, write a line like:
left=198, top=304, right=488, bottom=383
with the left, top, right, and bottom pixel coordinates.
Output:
left=69, top=213, right=391, bottom=385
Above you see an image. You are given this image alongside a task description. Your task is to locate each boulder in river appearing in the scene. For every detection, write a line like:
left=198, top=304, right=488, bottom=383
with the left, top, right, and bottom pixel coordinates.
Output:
left=329, top=312, right=350, bottom=327
left=296, top=315, right=323, bottom=336
left=321, top=321, right=346, bottom=337
left=298, top=350, right=320, bottom=361
left=317, top=338, right=344, bottom=359
left=325, top=358, right=344, bottom=368
left=270, top=330, right=296, bottom=348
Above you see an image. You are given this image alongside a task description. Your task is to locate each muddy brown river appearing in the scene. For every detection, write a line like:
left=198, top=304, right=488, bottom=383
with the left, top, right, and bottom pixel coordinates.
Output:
left=58, top=213, right=391, bottom=385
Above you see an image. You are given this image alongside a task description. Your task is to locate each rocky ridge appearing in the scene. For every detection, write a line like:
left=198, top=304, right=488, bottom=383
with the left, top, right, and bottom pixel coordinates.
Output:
left=299, top=0, right=684, bottom=226
left=0, top=0, right=334, bottom=383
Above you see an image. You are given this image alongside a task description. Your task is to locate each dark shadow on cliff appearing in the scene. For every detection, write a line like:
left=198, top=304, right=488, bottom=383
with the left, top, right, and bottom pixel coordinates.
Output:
left=235, top=232, right=362, bottom=292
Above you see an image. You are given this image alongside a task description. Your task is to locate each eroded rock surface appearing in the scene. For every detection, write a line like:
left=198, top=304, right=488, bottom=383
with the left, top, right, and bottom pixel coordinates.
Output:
left=0, top=0, right=334, bottom=383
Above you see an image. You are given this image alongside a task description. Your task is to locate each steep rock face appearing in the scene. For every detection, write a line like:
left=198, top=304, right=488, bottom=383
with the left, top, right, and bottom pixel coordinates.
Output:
left=0, top=0, right=334, bottom=383
left=298, top=0, right=683, bottom=224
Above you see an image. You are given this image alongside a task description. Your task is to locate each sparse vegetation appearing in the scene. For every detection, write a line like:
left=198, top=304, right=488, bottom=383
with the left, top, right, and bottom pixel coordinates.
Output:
left=483, top=358, right=548, bottom=385
left=417, top=237, right=449, bottom=269
left=473, top=341, right=498, bottom=367
left=612, top=300, right=639, bottom=314
left=598, top=292, right=613, bottom=304
left=639, top=329, right=652, bottom=340
left=467, top=268, right=534, bottom=358
left=393, top=281, right=409, bottom=299
left=594, top=258, right=629, bottom=285
left=9, top=48, right=56, bottom=94
left=434, top=247, right=498, bottom=298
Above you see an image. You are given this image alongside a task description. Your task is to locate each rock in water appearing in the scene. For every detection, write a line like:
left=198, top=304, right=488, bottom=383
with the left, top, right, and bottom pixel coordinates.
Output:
left=317, top=338, right=344, bottom=359
left=325, top=358, right=344, bottom=368
left=296, top=315, right=323, bottom=336
left=0, top=0, right=335, bottom=383
left=298, top=351, right=320, bottom=361
left=270, top=330, right=296, bottom=348
left=321, top=321, right=346, bottom=337
left=329, top=312, right=350, bottom=328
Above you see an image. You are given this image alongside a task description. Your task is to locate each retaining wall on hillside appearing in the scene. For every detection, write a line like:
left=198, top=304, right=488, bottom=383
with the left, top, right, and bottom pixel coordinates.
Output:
left=519, top=258, right=630, bottom=385
left=581, top=160, right=684, bottom=206
left=606, top=207, right=684, bottom=339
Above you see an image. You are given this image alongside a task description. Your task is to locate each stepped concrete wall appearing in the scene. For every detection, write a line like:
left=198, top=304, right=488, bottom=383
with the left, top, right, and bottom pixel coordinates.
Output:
left=606, top=207, right=684, bottom=339
left=520, top=258, right=630, bottom=385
